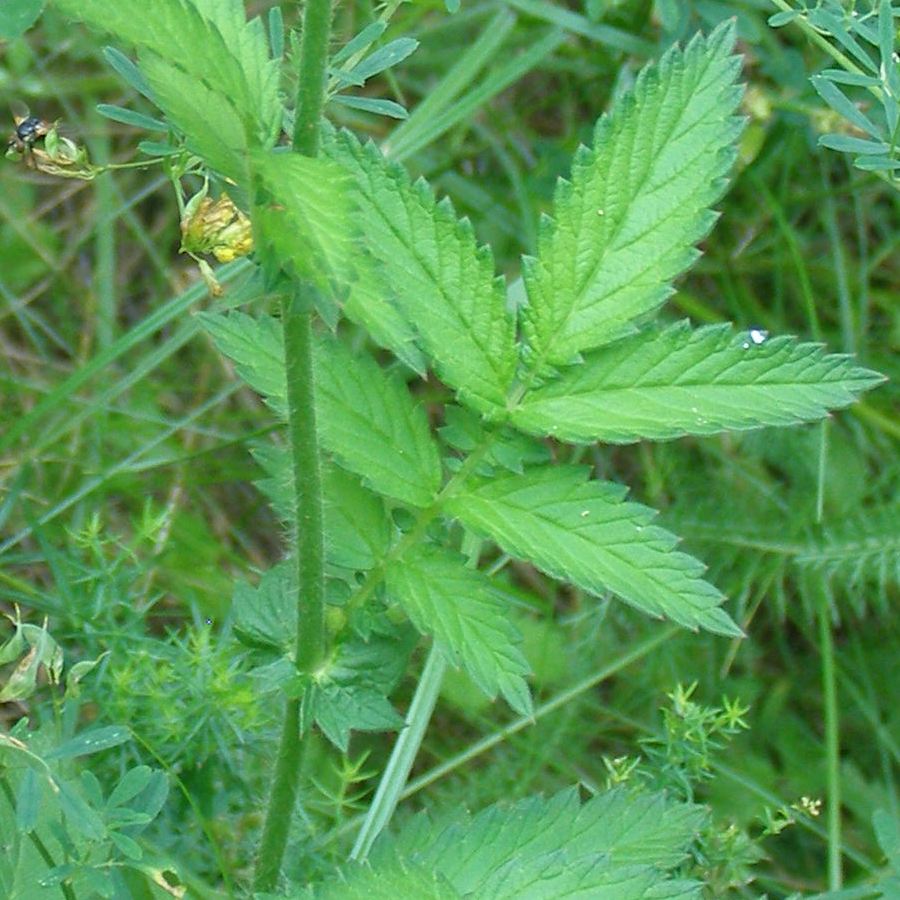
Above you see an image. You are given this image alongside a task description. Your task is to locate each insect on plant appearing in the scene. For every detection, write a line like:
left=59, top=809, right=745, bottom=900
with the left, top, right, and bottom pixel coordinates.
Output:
left=7, top=100, right=54, bottom=164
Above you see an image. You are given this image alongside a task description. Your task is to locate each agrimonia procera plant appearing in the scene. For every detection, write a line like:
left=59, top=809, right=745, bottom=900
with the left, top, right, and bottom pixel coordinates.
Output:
left=5, top=0, right=885, bottom=895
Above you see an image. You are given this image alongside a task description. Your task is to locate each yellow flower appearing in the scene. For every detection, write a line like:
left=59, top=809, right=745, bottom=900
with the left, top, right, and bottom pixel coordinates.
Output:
left=180, top=192, right=253, bottom=262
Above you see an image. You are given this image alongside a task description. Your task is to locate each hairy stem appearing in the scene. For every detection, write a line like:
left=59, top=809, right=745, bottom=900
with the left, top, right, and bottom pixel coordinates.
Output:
left=254, top=0, right=333, bottom=891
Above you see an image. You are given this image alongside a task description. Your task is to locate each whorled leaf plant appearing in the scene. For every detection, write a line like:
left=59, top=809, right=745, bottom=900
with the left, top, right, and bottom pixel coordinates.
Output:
left=50, top=0, right=885, bottom=893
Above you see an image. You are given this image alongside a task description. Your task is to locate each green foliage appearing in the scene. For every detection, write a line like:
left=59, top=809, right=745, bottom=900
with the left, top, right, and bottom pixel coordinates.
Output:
left=0, top=627, right=170, bottom=898
left=385, top=545, right=532, bottom=715
left=446, top=467, right=740, bottom=636
left=232, top=562, right=414, bottom=751
left=511, top=321, right=884, bottom=443
left=202, top=310, right=442, bottom=507
left=3, top=0, right=895, bottom=896
left=770, top=0, right=900, bottom=180
left=312, top=786, right=705, bottom=899
left=520, top=24, right=743, bottom=371
left=322, top=127, right=518, bottom=414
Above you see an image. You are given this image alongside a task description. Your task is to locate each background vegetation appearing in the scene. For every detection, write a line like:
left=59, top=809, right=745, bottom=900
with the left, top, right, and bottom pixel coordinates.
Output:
left=0, top=0, right=897, bottom=897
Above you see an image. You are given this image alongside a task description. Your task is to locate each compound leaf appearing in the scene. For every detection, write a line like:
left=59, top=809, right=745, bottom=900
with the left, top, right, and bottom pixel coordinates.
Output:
left=324, top=127, right=517, bottom=414
left=511, top=322, right=886, bottom=443
left=385, top=545, right=532, bottom=714
left=446, top=467, right=741, bottom=636
left=521, top=21, right=743, bottom=371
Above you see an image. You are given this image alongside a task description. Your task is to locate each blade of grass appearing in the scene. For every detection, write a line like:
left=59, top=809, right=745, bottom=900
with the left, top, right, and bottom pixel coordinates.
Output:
left=350, top=644, right=448, bottom=861
left=505, top=0, right=654, bottom=57
left=384, top=7, right=517, bottom=157
left=386, top=26, right=566, bottom=163
left=0, top=384, right=240, bottom=556
left=0, top=259, right=253, bottom=456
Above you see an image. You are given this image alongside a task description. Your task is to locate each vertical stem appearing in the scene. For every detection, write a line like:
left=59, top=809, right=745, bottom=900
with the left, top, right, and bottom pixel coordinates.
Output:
left=293, top=0, right=333, bottom=157
left=284, top=299, right=326, bottom=675
left=814, top=420, right=841, bottom=889
left=818, top=596, right=842, bottom=890
left=254, top=0, right=333, bottom=891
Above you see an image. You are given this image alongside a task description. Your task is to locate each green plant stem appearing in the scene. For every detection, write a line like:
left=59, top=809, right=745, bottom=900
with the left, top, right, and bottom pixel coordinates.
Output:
left=283, top=300, right=326, bottom=675
left=254, top=698, right=302, bottom=892
left=818, top=587, right=842, bottom=890
left=293, top=0, right=334, bottom=157
left=254, top=0, right=333, bottom=891
left=350, top=645, right=448, bottom=861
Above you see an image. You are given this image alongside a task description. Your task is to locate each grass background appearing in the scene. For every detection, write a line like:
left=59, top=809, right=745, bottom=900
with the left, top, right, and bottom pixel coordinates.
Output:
left=1, top=0, right=897, bottom=895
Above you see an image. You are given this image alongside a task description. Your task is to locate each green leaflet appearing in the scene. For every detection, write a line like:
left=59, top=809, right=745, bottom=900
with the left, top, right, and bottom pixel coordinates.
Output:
left=510, top=322, right=886, bottom=443
left=343, top=254, right=429, bottom=375
left=385, top=545, right=532, bottom=715
left=233, top=563, right=411, bottom=751
left=190, top=0, right=281, bottom=143
left=314, top=336, right=442, bottom=508
left=320, top=788, right=703, bottom=899
left=250, top=149, right=357, bottom=299
left=198, top=312, right=285, bottom=415
left=252, top=446, right=391, bottom=572
left=521, top=21, right=743, bottom=372
left=52, top=0, right=276, bottom=150
left=140, top=55, right=250, bottom=183
left=446, top=466, right=742, bottom=637
left=390, top=788, right=704, bottom=885
left=323, top=128, right=517, bottom=414
left=199, top=312, right=442, bottom=508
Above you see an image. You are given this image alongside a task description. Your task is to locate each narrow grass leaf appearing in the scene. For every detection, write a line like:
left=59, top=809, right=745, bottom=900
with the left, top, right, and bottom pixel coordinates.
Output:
left=511, top=322, right=886, bottom=443
left=521, top=22, right=744, bottom=371
left=505, top=0, right=654, bottom=57
left=386, top=27, right=565, bottom=164
left=384, top=8, right=516, bottom=160
left=324, top=128, right=517, bottom=413
left=447, top=467, right=741, bottom=636
left=385, top=545, right=532, bottom=715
